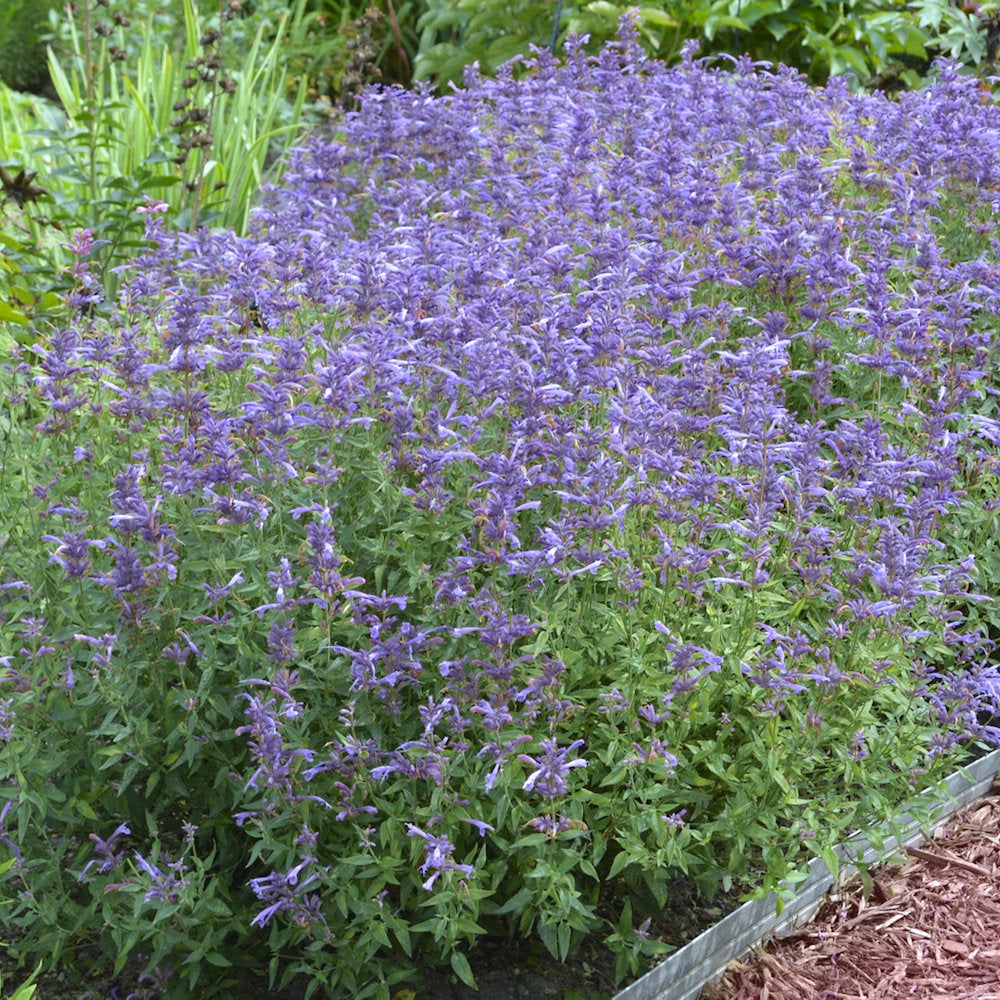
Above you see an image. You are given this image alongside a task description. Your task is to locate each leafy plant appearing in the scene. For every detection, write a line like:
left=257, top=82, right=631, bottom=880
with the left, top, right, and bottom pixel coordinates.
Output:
left=411, top=0, right=1000, bottom=90
left=0, top=0, right=61, bottom=95
left=4, top=21, right=1000, bottom=1000
left=0, top=0, right=311, bottom=313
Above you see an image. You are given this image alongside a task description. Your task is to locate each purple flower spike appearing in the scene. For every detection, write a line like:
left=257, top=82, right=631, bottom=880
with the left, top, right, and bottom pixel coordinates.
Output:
left=517, top=738, right=588, bottom=798
left=406, top=823, right=476, bottom=890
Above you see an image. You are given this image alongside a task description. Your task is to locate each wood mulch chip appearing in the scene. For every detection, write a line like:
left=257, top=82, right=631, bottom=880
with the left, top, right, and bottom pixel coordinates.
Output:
left=704, top=783, right=1000, bottom=1000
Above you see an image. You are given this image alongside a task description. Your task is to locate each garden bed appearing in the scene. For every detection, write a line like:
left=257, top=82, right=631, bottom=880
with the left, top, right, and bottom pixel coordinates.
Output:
left=5, top=20, right=1000, bottom=1000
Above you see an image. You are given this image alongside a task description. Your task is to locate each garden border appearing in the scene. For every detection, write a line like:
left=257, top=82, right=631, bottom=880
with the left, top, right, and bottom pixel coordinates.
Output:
left=610, top=746, right=1000, bottom=1000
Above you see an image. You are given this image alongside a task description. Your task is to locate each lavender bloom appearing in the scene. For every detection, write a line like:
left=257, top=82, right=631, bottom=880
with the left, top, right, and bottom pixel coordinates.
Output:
left=73, top=632, right=117, bottom=670
left=255, top=557, right=300, bottom=616
left=267, top=618, right=298, bottom=665
left=0, top=801, right=22, bottom=864
left=161, top=629, right=201, bottom=665
left=79, top=822, right=131, bottom=881
left=477, top=734, right=533, bottom=791
left=525, top=813, right=587, bottom=838
left=517, top=738, right=588, bottom=798
left=92, top=542, right=146, bottom=597
left=235, top=694, right=318, bottom=797
left=202, top=571, right=244, bottom=604
left=43, top=531, right=104, bottom=579
left=626, top=739, right=678, bottom=774
left=406, top=823, right=476, bottom=890
left=108, top=465, right=172, bottom=544
left=134, top=852, right=189, bottom=903
left=249, top=858, right=328, bottom=930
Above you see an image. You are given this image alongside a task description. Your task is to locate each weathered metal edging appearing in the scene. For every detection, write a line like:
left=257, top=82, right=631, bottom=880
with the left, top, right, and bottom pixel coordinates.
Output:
left=611, top=747, right=1000, bottom=1000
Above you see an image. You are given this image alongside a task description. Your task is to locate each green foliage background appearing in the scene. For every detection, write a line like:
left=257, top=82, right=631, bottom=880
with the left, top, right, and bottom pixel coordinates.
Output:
left=411, top=0, right=999, bottom=89
left=0, top=0, right=61, bottom=94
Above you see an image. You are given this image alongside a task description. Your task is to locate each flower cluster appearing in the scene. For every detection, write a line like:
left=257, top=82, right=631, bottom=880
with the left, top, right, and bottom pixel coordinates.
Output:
left=7, top=17, right=1000, bottom=997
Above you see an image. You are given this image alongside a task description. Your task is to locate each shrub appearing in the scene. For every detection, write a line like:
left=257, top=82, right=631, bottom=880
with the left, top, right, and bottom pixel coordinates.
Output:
left=412, top=0, right=1000, bottom=90
left=0, top=0, right=61, bottom=95
left=4, top=20, right=1000, bottom=999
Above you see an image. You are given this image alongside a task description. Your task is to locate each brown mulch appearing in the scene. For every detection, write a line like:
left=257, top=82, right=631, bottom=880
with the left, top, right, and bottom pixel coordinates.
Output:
left=704, top=783, right=1000, bottom=1000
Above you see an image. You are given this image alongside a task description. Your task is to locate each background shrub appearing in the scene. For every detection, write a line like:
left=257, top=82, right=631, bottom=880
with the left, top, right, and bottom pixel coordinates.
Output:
left=0, top=0, right=61, bottom=95
left=411, top=0, right=1000, bottom=89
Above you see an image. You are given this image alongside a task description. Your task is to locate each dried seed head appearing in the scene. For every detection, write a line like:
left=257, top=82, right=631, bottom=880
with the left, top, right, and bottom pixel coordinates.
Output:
left=200, top=29, right=220, bottom=46
left=172, top=98, right=191, bottom=111
left=111, top=10, right=130, bottom=25
left=181, top=77, right=199, bottom=90
left=219, top=77, right=237, bottom=94
left=94, top=21, right=113, bottom=36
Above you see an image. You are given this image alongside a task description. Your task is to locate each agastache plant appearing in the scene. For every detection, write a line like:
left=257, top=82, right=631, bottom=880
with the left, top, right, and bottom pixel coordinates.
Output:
left=6, top=15, right=1000, bottom=999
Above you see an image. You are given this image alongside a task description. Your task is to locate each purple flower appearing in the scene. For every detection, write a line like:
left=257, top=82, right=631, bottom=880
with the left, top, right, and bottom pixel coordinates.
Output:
left=525, top=813, right=586, bottom=837
left=249, top=858, right=328, bottom=930
left=267, top=618, right=298, bottom=665
left=235, top=694, right=318, bottom=797
left=660, top=810, right=687, bottom=828
left=79, top=823, right=131, bottom=881
left=44, top=530, right=104, bottom=579
left=406, top=823, right=476, bottom=890
left=517, top=738, right=588, bottom=798
left=202, top=571, right=244, bottom=604
left=134, top=852, right=189, bottom=903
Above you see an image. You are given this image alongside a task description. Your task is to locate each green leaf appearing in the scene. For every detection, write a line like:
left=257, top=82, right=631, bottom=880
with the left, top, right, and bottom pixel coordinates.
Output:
left=449, top=951, right=476, bottom=988
left=606, top=850, right=634, bottom=880
left=72, top=797, right=98, bottom=821
left=820, top=845, right=840, bottom=882
left=0, top=302, right=29, bottom=324
left=638, top=7, right=678, bottom=29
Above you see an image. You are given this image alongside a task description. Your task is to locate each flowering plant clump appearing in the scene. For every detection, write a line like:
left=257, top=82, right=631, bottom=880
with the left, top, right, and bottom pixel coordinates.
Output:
left=5, top=17, right=1000, bottom=999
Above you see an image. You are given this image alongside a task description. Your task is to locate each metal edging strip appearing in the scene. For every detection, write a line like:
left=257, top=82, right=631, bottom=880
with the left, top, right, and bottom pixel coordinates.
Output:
left=611, top=747, right=1000, bottom=1000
